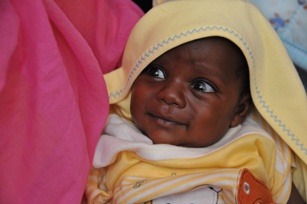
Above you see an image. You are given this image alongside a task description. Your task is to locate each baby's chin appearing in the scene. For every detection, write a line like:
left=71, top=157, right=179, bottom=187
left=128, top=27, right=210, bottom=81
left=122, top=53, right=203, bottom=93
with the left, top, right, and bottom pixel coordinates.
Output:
left=148, top=136, right=204, bottom=148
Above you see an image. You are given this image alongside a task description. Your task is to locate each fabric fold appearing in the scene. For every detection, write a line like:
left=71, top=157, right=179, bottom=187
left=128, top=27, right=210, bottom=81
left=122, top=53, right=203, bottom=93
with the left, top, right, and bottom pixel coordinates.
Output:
left=0, top=0, right=143, bottom=203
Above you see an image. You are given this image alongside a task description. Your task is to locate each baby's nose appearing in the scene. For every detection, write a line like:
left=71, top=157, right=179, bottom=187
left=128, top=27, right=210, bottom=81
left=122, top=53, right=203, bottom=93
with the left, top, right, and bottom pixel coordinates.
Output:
left=156, top=82, right=187, bottom=108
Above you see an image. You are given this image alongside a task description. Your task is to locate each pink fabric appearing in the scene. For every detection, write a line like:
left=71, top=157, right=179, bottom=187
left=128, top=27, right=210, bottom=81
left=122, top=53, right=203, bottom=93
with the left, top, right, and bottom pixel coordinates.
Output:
left=0, top=0, right=143, bottom=203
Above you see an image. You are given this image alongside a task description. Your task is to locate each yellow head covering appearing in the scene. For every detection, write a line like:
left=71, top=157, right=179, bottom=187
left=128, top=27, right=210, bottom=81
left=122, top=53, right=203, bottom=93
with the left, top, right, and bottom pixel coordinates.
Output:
left=104, top=0, right=307, bottom=199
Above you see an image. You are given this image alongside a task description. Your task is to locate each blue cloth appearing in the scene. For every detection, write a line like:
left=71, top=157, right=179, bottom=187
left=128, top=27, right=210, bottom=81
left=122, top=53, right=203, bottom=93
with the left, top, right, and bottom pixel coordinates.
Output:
left=251, top=0, right=307, bottom=71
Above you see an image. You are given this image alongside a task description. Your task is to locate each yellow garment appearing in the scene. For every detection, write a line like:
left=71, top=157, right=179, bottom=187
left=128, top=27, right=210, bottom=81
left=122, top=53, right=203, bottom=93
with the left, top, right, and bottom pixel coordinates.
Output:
left=103, top=0, right=307, bottom=200
left=86, top=112, right=291, bottom=203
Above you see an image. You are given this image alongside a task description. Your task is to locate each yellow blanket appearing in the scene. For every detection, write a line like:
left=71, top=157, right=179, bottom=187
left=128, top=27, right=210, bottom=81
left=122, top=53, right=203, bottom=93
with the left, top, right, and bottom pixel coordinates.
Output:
left=86, top=113, right=292, bottom=203
left=104, top=0, right=307, bottom=201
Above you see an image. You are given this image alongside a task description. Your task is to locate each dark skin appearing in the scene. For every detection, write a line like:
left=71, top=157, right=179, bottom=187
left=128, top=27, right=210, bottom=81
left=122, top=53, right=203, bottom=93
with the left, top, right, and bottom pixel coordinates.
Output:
left=288, top=183, right=305, bottom=204
left=130, top=37, right=305, bottom=203
left=131, top=37, right=250, bottom=147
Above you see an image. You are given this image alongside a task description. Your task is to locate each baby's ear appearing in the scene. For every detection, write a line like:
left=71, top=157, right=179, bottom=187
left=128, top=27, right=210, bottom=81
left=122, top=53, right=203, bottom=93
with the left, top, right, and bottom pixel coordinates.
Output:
left=230, top=94, right=252, bottom=128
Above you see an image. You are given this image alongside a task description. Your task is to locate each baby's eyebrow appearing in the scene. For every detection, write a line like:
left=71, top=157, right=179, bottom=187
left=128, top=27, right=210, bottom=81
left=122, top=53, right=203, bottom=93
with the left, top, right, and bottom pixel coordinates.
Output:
left=193, top=64, right=228, bottom=83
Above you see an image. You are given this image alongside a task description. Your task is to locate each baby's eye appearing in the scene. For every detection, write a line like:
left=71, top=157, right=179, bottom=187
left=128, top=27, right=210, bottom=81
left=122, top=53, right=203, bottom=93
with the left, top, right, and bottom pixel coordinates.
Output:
left=145, top=66, right=166, bottom=79
left=192, top=80, right=215, bottom=93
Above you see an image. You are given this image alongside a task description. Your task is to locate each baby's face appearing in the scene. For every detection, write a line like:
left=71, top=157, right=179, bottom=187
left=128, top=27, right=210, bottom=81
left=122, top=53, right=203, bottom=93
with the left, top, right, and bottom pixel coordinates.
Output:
left=130, top=37, right=249, bottom=147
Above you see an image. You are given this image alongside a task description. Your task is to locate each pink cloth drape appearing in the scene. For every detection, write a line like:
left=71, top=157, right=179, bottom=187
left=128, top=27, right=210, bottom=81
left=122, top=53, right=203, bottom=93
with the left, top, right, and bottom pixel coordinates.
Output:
left=0, top=0, right=143, bottom=203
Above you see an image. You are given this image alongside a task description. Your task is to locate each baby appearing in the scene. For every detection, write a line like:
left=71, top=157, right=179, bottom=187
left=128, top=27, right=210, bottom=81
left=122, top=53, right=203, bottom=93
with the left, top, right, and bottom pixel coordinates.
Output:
left=85, top=37, right=287, bottom=203
left=85, top=0, right=307, bottom=203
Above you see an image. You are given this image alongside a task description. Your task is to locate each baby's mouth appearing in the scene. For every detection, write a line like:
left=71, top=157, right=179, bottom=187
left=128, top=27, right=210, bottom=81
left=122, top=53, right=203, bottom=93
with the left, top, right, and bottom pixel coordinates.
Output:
left=149, top=113, right=186, bottom=127
left=157, top=117, right=177, bottom=125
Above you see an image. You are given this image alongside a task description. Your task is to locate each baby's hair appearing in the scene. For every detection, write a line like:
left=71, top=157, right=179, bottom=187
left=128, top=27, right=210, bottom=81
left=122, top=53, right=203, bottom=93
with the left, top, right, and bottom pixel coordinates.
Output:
left=234, top=45, right=250, bottom=98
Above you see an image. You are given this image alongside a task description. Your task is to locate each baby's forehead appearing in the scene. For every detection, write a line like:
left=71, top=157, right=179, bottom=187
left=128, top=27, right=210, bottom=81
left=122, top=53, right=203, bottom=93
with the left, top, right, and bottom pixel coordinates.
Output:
left=181, top=37, right=244, bottom=56
left=154, top=37, right=247, bottom=70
